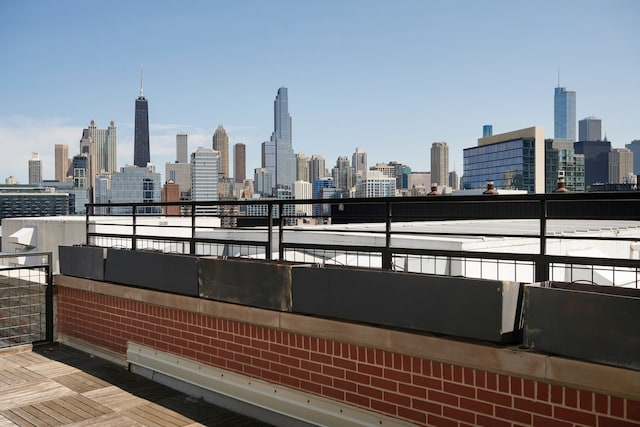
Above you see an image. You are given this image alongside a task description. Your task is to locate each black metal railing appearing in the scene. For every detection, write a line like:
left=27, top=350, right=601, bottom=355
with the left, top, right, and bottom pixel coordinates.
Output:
left=85, top=192, right=640, bottom=287
left=0, top=252, right=53, bottom=348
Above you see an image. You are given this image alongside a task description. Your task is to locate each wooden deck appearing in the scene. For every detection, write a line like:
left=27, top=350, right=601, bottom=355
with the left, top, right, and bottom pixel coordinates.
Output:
left=0, top=345, right=273, bottom=426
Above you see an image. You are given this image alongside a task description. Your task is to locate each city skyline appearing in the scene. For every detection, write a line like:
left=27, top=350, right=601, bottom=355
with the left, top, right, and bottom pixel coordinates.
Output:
left=1, top=1, right=638, bottom=184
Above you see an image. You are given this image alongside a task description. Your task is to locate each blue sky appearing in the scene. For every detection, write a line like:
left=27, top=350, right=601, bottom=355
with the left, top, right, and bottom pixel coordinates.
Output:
left=1, top=0, right=638, bottom=184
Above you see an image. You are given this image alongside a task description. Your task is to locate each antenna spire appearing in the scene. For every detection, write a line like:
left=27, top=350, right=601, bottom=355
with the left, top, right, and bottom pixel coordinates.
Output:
left=557, top=67, right=560, bottom=88
left=140, top=65, right=144, bottom=97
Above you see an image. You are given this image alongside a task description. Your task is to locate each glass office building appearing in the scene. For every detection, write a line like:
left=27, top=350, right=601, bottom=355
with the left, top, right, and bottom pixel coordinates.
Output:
left=554, top=87, right=576, bottom=141
left=463, top=127, right=545, bottom=194
left=108, top=166, right=161, bottom=214
left=545, top=139, right=585, bottom=192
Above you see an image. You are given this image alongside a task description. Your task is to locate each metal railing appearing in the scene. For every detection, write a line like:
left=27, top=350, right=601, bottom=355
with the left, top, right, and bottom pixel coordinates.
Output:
left=0, top=252, right=53, bottom=348
left=85, top=192, right=640, bottom=287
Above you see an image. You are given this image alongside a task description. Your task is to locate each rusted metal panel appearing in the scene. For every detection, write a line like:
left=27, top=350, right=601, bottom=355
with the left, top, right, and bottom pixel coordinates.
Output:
left=292, top=266, right=523, bottom=343
left=58, top=246, right=105, bottom=281
left=104, top=249, right=198, bottom=296
left=198, top=257, right=293, bottom=311
left=523, top=282, right=640, bottom=371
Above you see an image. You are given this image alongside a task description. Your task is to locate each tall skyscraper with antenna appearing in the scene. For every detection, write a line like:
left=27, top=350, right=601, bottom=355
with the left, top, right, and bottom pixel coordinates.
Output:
left=262, top=87, right=295, bottom=190
left=134, top=68, right=150, bottom=167
left=554, top=71, right=576, bottom=141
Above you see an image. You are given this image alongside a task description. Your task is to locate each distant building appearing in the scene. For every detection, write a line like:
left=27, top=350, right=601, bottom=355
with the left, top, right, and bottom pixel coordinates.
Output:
left=54, top=144, right=70, bottom=182
left=448, top=170, right=460, bottom=190
left=355, top=170, right=395, bottom=198
left=296, top=152, right=310, bottom=183
left=332, top=156, right=353, bottom=191
left=293, top=180, right=312, bottom=216
left=430, top=142, right=449, bottom=188
left=574, top=140, right=611, bottom=187
left=212, top=125, right=229, bottom=178
left=262, top=87, right=295, bottom=191
left=254, top=168, right=273, bottom=197
left=86, top=120, right=117, bottom=174
left=5, top=176, right=19, bottom=185
left=191, top=147, right=219, bottom=214
left=463, top=126, right=545, bottom=193
left=165, top=162, right=191, bottom=199
left=309, top=155, right=326, bottom=184
left=482, top=125, right=493, bottom=138
left=554, top=86, right=576, bottom=141
left=609, top=148, right=634, bottom=184
left=625, top=140, right=640, bottom=175
left=28, top=153, right=42, bottom=184
left=578, top=116, right=602, bottom=142
left=545, top=139, right=585, bottom=192
left=352, top=147, right=368, bottom=183
left=0, top=185, right=69, bottom=221
left=234, top=143, right=246, bottom=184
left=134, top=73, right=150, bottom=168
left=176, top=133, right=188, bottom=164
left=108, top=165, right=161, bottom=214
left=161, top=180, right=181, bottom=216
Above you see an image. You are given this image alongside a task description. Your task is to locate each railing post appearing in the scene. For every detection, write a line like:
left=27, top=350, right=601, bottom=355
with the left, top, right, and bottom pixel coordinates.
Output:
left=278, top=201, right=284, bottom=261
left=131, top=206, right=137, bottom=251
left=536, top=197, right=549, bottom=283
left=267, top=203, right=273, bottom=260
left=45, top=252, right=54, bottom=343
left=85, top=206, right=90, bottom=246
left=190, top=202, right=196, bottom=255
left=383, top=200, right=393, bottom=270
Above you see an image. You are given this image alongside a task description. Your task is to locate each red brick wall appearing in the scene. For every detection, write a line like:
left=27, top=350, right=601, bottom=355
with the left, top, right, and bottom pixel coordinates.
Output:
left=57, top=286, right=640, bottom=427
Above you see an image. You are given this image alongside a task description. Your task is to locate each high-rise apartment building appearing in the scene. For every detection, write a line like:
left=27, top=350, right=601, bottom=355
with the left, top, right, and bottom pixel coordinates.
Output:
left=352, top=147, right=367, bottom=182
left=608, top=148, right=634, bottom=184
left=296, top=152, right=310, bottom=182
left=574, top=140, right=611, bottom=187
left=191, top=147, right=219, bottom=214
left=28, top=153, right=42, bottom=184
left=331, top=156, right=353, bottom=191
left=233, top=143, right=246, bottom=184
left=54, top=144, right=69, bottom=182
left=430, top=142, right=449, bottom=187
left=134, top=73, right=150, bottom=168
left=212, top=126, right=229, bottom=178
left=108, top=165, right=161, bottom=214
left=625, top=140, right=640, bottom=175
left=262, top=87, right=295, bottom=191
left=463, top=126, right=545, bottom=193
left=554, top=86, right=576, bottom=141
left=176, top=133, right=188, bottom=164
left=86, top=120, right=117, bottom=174
left=309, top=155, right=326, bottom=184
left=254, top=168, right=273, bottom=197
left=578, top=116, right=602, bottom=142
left=293, top=180, right=312, bottom=217
left=355, top=170, right=395, bottom=198
left=545, top=139, right=585, bottom=192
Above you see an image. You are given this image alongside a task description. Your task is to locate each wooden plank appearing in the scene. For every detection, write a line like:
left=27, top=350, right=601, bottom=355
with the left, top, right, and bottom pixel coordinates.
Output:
left=54, top=372, right=110, bottom=394
left=0, top=366, right=43, bottom=386
left=34, top=401, right=77, bottom=424
left=82, top=385, right=146, bottom=412
left=123, top=405, right=185, bottom=427
left=4, top=408, right=43, bottom=427
left=57, top=412, right=146, bottom=427
left=18, top=405, right=62, bottom=426
left=59, top=395, right=111, bottom=418
left=0, top=409, right=36, bottom=427
left=0, top=380, right=74, bottom=411
left=27, top=361, right=80, bottom=378
left=139, top=403, right=194, bottom=426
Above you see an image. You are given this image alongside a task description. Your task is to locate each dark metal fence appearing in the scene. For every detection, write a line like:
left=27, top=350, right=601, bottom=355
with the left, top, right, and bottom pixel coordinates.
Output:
left=85, top=192, right=640, bottom=287
left=0, top=252, right=53, bottom=348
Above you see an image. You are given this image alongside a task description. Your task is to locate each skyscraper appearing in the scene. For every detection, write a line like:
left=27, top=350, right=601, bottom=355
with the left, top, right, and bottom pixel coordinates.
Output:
left=233, top=143, right=246, bottom=184
left=554, top=86, right=576, bottom=141
left=28, top=152, right=42, bottom=184
left=87, top=120, right=117, bottom=173
left=574, top=140, right=611, bottom=187
left=191, top=147, right=219, bottom=214
left=296, top=152, right=310, bottom=182
left=134, top=71, right=150, bottom=168
left=309, top=155, right=326, bottom=184
left=212, top=125, right=229, bottom=178
left=263, top=87, right=295, bottom=190
left=176, top=133, right=188, bottom=164
left=54, top=144, right=69, bottom=182
left=625, top=140, right=640, bottom=175
left=608, top=148, right=634, bottom=184
left=430, top=142, right=449, bottom=187
left=578, top=116, right=602, bottom=142
left=332, top=156, right=353, bottom=191
left=352, top=147, right=367, bottom=182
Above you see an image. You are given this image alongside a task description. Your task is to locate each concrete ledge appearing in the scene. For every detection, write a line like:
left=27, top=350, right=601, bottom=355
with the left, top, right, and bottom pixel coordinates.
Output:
left=55, top=274, right=640, bottom=400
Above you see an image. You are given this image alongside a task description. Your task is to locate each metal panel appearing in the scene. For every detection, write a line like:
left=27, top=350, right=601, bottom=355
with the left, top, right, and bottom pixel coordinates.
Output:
left=292, top=266, right=522, bottom=343
left=524, top=283, right=640, bottom=371
left=104, top=249, right=198, bottom=296
left=58, top=245, right=105, bottom=281
left=199, top=257, right=294, bottom=311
